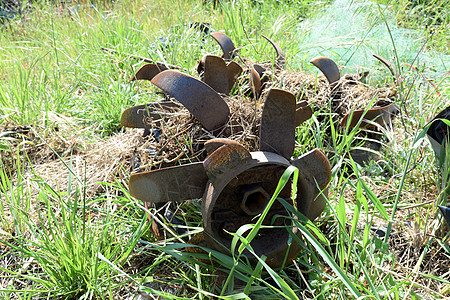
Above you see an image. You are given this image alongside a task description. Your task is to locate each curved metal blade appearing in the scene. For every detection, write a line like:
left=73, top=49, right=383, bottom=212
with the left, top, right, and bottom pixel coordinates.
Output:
left=129, top=163, right=208, bottom=203
left=373, top=54, right=397, bottom=79
left=226, top=61, right=242, bottom=93
left=291, top=149, right=331, bottom=190
left=259, top=89, right=296, bottom=159
left=201, top=55, right=229, bottom=94
left=120, top=101, right=180, bottom=128
left=261, top=34, right=285, bottom=69
left=295, top=101, right=313, bottom=126
left=310, top=56, right=340, bottom=84
left=438, top=205, right=450, bottom=227
left=132, top=63, right=168, bottom=81
left=250, top=64, right=265, bottom=96
left=340, top=103, right=399, bottom=129
left=151, top=70, right=230, bottom=131
left=211, top=32, right=236, bottom=60
left=203, top=142, right=252, bottom=185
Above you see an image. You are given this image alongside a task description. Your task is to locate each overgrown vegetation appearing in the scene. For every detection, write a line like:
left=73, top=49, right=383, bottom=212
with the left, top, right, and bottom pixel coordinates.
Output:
left=1, top=0, right=449, bottom=299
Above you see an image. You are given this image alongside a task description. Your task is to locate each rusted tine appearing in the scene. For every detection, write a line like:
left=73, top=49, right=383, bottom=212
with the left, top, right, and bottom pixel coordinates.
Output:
left=426, top=105, right=450, bottom=157
left=211, top=32, right=236, bottom=60
left=132, top=63, right=168, bottom=81
left=226, top=61, right=243, bottom=93
left=259, top=89, right=296, bottom=159
left=129, top=163, right=208, bottom=203
left=250, top=64, right=265, bottom=96
left=261, top=34, right=286, bottom=69
left=200, top=55, right=230, bottom=94
left=151, top=70, right=230, bottom=131
left=295, top=101, right=313, bottom=126
left=310, top=56, right=341, bottom=84
left=100, top=47, right=181, bottom=69
left=340, top=103, right=399, bottom=129
left=373, top=54, right=398, bottom=79
left=120, top=101, right=180, bottom=129
left=291, top=149, right=331, bottom=190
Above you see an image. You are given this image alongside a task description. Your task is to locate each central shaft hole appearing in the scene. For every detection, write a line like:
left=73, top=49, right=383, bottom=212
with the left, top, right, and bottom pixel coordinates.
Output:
left=240, top=185, right=270, bottom=216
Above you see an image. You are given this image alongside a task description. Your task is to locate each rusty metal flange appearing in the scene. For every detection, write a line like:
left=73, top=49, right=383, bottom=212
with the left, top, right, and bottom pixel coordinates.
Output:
left=426, top=105, right=450, bottom=158
left=310, top=56, right=341, bottom=84
left=261, top=35, right=285, bottom=69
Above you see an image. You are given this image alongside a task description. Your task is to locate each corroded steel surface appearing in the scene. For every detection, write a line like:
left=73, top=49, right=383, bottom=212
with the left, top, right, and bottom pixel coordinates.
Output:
left=132, top=63, right=168, bottom=81
left=259, top=89, right=296, bottom=159
left=340, top=103, right=399, bottom=129
left=120, top=101, right=180, bottom=129
left=151, top=70, right=230, bottom=131
left=250, top=64, right=265, bottom=96
left=200, top=55, right=242, bottom=94
left=204, top=138, right=242, bottom=155
left=262, top=34, right=285, bottom=69
left=129, top=163, right=208, bottom=203
left=438, top=205, right=450, bottom=226
left=310, top=56, right=341, bottom=84
left=295, top=101, right=313, bottom=126
left=211, top=32, right=236, bottom=60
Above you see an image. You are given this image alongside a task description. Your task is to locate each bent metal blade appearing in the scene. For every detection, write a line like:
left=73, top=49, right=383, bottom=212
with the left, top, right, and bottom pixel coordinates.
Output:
left=340, top=103, right=399, bottom=129
left=262, top=34, right=286, bottom=69
left=310, top=56, right=341, bottom=84
left=211, top=32, right=236, bottom=60
left=295, top=101, right=313, bottom=126
left=151, top=70, right=230, bottom=131
left=132, top=63, right=168, bottom=81
left=120, top=101, right=180, bottom=129
left=259, top=88, right=296, bottom=159
left=373, top=54, right=398, bottom=79
left=129, top=163, right=208, bottom=203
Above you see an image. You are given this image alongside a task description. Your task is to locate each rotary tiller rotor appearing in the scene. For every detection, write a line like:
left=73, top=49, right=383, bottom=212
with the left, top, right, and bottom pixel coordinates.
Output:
left=310, top=55, right=399, bottom=130
left=127, top=88, right=332, bottom=267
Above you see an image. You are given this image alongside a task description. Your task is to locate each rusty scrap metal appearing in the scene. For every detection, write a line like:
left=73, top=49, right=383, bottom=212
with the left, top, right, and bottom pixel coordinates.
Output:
left=132, top=63, right=168, bottom=81
left=262, top=34, right=285, bottom=69
left=211, top=32, right=236, bottom=60
left=151, top=70, right=230, bottom=131
left=310, top=56, right=341, bottom=84
left=340, top=103, right=399, bottom=129
left=126, top=86, right=331, bottom=267
left=197, top=55, right=242, bottom=94
left=120, top=101, right=180, bottom=129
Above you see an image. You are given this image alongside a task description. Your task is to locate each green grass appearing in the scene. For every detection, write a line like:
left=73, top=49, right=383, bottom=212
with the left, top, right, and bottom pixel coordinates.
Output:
left=1, top=0, right=450, bottom=299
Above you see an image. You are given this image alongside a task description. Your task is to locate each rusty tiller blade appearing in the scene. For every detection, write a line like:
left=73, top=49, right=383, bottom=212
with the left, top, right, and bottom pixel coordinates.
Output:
left=129, top=163, right=208, bottom=203
left=132, top=63, right=168, bottom=81
left=250, top=64, right=265, bottom=96
left=340, top=103, right=399, bottom=129
left=211, top=32, right=236, bottom=60
left=203, top=141, right=252, bottom=185
left=291, top=149, right=331, bottom=220
left=310, top=56, right=341, bottom=84
left=291, top=149, right=331, bottom=190
left=201, top=55, right=230, bottom=94
left=261, top=34, right=286, bottom=69
left=373, top=54, right=398, bottom=79
left=151, top=70, right=230, bottom=131
left=120, top=101, right=180, bottom=129
left=226, top=61, right=242, bottom=93
left=295, top=101, right=313, bottom=126
left=200, top=55, right=242, bottom=94
left=259, top=89, right=296, bottom=159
